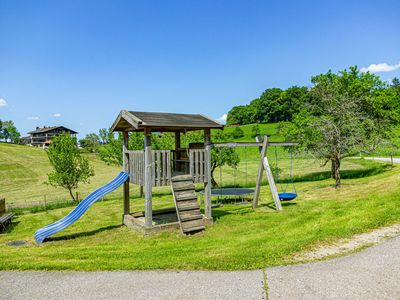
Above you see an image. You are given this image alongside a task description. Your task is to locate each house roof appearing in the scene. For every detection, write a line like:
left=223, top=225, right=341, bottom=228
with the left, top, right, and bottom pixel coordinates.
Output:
left=28, top=126, right=78, bottom=135
left=111, top=110, right=224, bottom=132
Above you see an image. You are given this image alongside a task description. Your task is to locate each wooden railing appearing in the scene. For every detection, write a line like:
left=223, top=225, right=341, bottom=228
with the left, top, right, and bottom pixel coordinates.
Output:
left=125, top=148, right=206, bottom=187
left=189, top=149, right=206, bottom=183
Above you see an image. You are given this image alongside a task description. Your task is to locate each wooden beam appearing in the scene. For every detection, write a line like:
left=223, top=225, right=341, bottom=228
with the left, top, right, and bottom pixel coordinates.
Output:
left=212, top=142, right=298, bottom=148
left=204, top=129, right=212, bottom=219
left=262, top=156, right=282, bottom=211
left=252, top=136, right=267, bottom=209
left=144, top=128, right=153, bottom=228
left=252, top=135, right=282, bottom=210
left=122, top=131, right=130, bottom=217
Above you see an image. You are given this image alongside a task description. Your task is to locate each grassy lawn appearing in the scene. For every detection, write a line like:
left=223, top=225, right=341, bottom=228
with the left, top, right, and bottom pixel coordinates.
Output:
left=0, top=142, right=120, bottom=207
left=1, top=158, right=399, bottom=271
left=1, top=127, right=399, bottom=271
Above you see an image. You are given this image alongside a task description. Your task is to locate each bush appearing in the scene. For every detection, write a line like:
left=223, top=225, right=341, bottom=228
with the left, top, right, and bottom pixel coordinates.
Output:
left=232, top=127, right=245, bottom=138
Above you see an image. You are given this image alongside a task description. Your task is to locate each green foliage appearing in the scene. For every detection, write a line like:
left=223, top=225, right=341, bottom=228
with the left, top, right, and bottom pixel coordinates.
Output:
left=251, top=124, right=261, bottom=138
left=283, top=66, right=400, bottom=187
left=232, top=126, right=244, bottom=138
left=98, top=132, right=123, bottom=165
left=79, top=133, right=100, bottom=153
left=98, top=128, right=113, bottom=144
left=227, top=86, right=310, bottom=125
left=0, top=120, right=20, bottom=143
left=46, top=134, right=94, bottom=202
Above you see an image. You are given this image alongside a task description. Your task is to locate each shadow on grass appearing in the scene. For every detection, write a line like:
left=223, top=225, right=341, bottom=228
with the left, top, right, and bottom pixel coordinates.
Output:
left=259, top=201, right=297, bottom=210
left=44, top=224, right=122, bottom=242
left=281, top=164, right=391, bottom=183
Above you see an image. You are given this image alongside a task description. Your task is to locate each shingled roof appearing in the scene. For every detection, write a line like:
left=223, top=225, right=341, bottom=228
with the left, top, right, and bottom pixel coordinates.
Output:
left=111, top=110, right=224, bottom=132
left=28, top=126, right=78, bottom=135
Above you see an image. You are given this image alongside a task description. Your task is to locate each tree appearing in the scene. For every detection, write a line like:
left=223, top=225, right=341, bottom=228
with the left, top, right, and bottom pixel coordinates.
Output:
left=283, top=67, right=399, bottom=188
left=79, top=133, right=100, bottom=152
left=210, top=131, right=240, bottom=187
left=98, top=132, right=123, bottom=165
left=232, top=126, right=244, bottom=138
left=47, top=134, right=94, bottom=202
left=392, top=77, right=400, bottom=88
left=99, top=128, right=113, bottom=144
left=1, top=120, right=20, bottom=143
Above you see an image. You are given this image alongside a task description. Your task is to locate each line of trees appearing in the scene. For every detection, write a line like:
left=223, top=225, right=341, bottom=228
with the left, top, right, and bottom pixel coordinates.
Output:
left=0, top=119, right=20, bottom=143
left=227, top=77, right=400, bottom=127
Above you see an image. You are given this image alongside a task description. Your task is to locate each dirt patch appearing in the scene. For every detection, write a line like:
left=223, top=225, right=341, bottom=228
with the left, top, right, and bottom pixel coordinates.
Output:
left=295, top=223, right=400, bottom=261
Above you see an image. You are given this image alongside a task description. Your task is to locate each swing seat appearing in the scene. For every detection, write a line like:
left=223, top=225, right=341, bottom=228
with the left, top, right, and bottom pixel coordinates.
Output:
left=278, top=192, right=297, bottom=201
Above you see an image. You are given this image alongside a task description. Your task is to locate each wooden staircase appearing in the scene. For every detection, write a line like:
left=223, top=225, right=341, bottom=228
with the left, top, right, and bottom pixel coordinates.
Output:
left=171, top=175, right=205, bottom=234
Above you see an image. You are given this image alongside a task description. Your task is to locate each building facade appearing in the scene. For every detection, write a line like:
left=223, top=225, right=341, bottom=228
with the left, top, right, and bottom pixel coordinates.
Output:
left=25, top=126, right=78, bottom=147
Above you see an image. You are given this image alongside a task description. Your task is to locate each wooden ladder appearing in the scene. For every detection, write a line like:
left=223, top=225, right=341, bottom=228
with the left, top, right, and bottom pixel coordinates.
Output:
left=171, top=175, right=205, bottom=234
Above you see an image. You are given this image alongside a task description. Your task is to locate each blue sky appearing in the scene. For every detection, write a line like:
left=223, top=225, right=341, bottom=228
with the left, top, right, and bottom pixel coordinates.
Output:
left=0, top=0, right=399, bottom=138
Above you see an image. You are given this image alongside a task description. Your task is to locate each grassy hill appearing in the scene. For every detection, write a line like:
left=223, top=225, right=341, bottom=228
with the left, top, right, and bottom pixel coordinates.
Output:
left=0, top=142, right=120, bottom=207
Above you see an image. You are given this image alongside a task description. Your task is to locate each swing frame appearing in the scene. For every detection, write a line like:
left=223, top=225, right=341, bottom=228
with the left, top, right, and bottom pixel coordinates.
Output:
left=212, top=135, right=298, bottom=210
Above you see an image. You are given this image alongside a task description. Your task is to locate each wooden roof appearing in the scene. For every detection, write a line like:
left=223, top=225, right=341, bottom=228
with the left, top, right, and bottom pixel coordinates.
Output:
left=28, top=126, right=78, bottom=135
left=111, top=110, right=224, bottom=132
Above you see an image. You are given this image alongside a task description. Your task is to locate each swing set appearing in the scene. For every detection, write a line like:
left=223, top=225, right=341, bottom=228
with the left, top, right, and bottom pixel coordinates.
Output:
left=211, top=135, right=298, bottom=210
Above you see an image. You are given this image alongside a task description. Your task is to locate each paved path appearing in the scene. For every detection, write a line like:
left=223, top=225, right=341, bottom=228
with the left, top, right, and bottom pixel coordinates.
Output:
left=267, top=236, right=400, bottom=299
left=1, top=236, right=399, bottom=300
left=364, top=157, right=400, bottom=164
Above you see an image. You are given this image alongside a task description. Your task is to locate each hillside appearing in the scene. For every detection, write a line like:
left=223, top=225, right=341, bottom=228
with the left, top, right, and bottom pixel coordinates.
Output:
left=0, top=143, right=120, bottom=207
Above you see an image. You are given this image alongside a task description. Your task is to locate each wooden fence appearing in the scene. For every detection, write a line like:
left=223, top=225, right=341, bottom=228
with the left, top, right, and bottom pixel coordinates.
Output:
left=125, top=149, right=206, bottom=186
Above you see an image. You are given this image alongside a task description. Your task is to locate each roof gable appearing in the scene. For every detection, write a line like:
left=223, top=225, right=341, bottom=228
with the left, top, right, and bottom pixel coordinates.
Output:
left=111, top=110, right=223, bottom=132
left=28, top=126, right=78, bottom=135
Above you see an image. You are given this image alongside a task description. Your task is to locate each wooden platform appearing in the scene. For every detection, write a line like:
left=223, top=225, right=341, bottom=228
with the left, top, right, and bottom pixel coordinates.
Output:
left=171, top=175, right=205, bottom=234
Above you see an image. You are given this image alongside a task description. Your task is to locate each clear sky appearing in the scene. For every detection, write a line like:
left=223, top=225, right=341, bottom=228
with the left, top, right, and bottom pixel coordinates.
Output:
left=0, top=0, right=399, bottom=138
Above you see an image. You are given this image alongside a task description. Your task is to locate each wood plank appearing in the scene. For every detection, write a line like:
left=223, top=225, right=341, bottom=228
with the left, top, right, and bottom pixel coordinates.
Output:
left=172, top=181, right=195, bottom=191
left=204, top=129, right=212, bottom=219
left=263, top=156, right=282, bottom=210
left=162, top=150, right=167, bottom=186
left=167, top=151, right=171, bottom=185
left=157, top=151, right=161, bottom=187
left=171, top=174, right=193, bottom=182
left=144, top=128, right=153, bottom=228
left=252, top=135, right=267, bottom=209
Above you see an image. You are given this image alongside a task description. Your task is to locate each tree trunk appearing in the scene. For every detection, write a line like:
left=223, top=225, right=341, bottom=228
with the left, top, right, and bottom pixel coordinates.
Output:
left=331, top=157, right=341, bottom=188
left=68, top=188, right=77, bottom=202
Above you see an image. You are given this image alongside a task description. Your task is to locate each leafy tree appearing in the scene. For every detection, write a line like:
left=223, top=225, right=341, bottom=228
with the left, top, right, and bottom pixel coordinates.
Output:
left=210, top=131, right=240, bottom=187
left=79, top=133, right=100, bottom=152
left=98, top=128, right=115, bottom=144
left=1, top=120, right=20, bottom=143
left=251, top=124, right=261, bottom=138
left=98, top=132, right=123, bottom=165
left=392, top=77, right=400, bottom=88
left=283, top=67, right=399, bottom=188
left=232, top=126, right=244, bottom=138
left=226, top=105, right=256, bottom=125
left=47, top=134, right=94, bottom=202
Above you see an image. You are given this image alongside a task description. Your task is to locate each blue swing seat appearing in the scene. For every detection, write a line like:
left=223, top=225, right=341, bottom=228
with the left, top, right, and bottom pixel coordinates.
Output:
left=278, top=192, right=297, bottom=201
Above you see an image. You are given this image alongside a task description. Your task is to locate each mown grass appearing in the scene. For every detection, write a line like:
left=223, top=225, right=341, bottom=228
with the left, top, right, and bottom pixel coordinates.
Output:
left=0, top=161, right=399, bottom=271
left=0, top=142, right=120, bottom=206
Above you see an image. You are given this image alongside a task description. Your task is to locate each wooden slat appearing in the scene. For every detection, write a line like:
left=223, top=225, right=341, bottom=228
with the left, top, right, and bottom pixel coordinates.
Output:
left=172, top=181, right=195, bottom=191
left=181, top=219, right=205, bottom=232
left=176, top=200, right=200, bottom=211
left=167, top=151, right=171, bottom=185
left=162, top=150, right=167, bottom=186
left=157, top=151, right=161, bottom=186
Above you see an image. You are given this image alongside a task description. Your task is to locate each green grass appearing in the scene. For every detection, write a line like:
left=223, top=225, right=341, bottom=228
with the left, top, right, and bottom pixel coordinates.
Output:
left=0, top=159, right=399, bottom=270
left=0, top=127, right=399, bottom=271
left=0, top=142, right=120, bottom=207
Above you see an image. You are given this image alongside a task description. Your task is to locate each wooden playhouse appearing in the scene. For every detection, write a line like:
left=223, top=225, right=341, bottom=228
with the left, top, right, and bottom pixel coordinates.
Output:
left=111, top=110, right=223, bottom=234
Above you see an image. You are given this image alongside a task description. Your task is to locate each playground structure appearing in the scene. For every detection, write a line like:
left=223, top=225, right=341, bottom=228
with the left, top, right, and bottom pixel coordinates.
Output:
left=34, top=110, right=298, bottom=241
left=111, top=110, right=223, bottom=234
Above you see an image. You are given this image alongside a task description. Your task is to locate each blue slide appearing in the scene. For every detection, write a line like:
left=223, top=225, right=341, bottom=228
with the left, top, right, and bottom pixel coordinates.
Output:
left=35, top=172, right=129, bottom=244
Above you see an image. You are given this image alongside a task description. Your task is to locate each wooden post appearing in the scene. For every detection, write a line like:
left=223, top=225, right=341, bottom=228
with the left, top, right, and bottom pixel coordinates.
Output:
left=252, top=135, right=282, bottom=210
left=144, top=128, right=153, bottom=228
left=204, top=129, right=212, bottom=219
left=253, top=135, right=267, bottom=209
left=122, top=131, right=130, bottom=216
left=263, top=156, right=282, bottom=211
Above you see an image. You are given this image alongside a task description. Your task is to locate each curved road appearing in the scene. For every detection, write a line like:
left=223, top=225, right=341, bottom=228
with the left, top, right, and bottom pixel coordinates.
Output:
left=1, top=236, right=399, bottom=300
